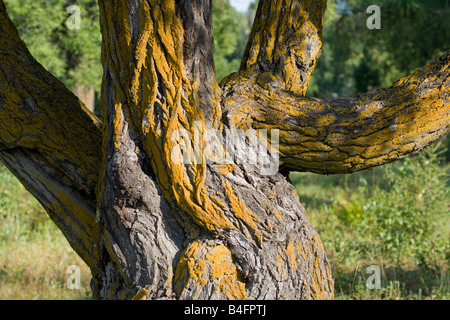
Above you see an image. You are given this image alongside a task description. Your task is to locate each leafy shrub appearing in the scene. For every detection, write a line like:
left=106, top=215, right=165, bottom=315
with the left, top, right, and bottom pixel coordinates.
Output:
left=292, top=140, right=449, bottom=299
left=358, top=142, right=449, bottom=268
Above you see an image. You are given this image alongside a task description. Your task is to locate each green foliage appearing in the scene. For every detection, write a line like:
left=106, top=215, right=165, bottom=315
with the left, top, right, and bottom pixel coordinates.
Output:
left=362, top=142, right=449, bottom=268
left=307, top=0, right=450, bottom=98
left=4, top=0, right=102, bottom=90
left=291, top=142, right=449, bottom=299
left=212, top=0, right=251, bottom=82
left=336, top=200, right=364, bottom=227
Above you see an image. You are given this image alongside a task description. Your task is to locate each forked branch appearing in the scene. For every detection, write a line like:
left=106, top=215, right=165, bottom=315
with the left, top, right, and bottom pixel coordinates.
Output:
left=0, top=0, right=103, bottom=267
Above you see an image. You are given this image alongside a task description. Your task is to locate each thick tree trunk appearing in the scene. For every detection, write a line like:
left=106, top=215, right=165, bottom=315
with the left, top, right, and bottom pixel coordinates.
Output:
left=90, top=0, right=333, bottom=300
left=0, top=0, right=448, bottom=300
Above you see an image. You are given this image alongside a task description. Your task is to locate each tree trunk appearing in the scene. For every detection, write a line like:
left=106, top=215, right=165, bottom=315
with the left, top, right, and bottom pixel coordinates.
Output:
left=0, top=0, right=448, bottom=300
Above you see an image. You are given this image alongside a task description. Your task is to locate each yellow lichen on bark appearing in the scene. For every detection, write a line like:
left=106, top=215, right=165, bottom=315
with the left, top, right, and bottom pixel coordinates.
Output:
left=174, top=240, right=247, bottom=299
left=240, top=0, right=327, bottom=95
left=223, top=180, right=262, bottom=244
left=221, top=51, right=450, bottom=175
left=132, top=287, right=151, bottom=300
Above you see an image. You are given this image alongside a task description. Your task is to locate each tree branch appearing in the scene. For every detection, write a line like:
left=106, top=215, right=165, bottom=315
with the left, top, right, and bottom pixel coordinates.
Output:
left=177, top=0, right=222, bottom=125
left=236, top=0, right=327, bottom=95
left=0, top=149, right=97, bottom=267
left=0, top=0, right=103, bottom=266
left=221, top=51, right=450, bottom=174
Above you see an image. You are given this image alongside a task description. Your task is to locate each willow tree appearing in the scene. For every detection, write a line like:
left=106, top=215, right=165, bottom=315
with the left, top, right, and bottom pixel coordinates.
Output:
left=0, top=0, right=448, bottom=300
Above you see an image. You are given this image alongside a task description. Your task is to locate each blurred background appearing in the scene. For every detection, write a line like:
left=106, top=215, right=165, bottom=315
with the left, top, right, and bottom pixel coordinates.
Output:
left=0, top=0, right=448, bottom=299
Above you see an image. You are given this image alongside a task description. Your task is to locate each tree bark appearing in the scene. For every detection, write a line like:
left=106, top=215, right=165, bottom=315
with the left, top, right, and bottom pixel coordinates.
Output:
left=221, top=51, right=450, bottom=174
left=0, top=0, right=102, bottom=267
left=0, top=0, right=448, bottom=300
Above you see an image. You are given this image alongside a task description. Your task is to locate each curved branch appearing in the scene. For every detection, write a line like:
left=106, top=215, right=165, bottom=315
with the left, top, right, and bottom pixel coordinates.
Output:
left=221, top=51, right=450, bottom=174
left=0, top=149, right=98, bottom=267
left=0, top=1, right=103, bottom=267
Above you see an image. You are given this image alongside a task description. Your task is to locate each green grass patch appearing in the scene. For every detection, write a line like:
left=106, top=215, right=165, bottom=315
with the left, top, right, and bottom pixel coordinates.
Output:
left=0, top=164, right=91, bottom=300
left=290, top=141, right=450, bottom=300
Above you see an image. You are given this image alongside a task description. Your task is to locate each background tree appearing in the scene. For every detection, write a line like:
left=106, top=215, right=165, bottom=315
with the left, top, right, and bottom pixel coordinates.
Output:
left=213, top=0, right=258, bottom=82
left=212, top=0, right=247, bottom=81
left=4, top=0, right=102, bottom=112
left=0, top=0, right=448, bottom=300
left=306, top=0, right=450, bottom=98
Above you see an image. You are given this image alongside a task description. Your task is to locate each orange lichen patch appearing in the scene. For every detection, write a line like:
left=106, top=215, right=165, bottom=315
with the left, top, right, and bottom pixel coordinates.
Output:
left=281, top=233, right=333, bottom=300
left=272, top=209, right=283, bottom=221
left=210, top=195, right=226, bottom=210
left=308, top=233, right=333, bottom=300
left=112, top=103, right=123, bottom=148
left=282, top=238, right=298, bottom=271
left=209, top=248, right=247, bottom=299
left=310, top=256, right=332, bottom=300
left=273, top=253, right=288, bottom=280
left=174, top=240, right=247, bottom=300
left=132, top=287, right=151, bottom=300
left=213, top=164, right=237, bottom=176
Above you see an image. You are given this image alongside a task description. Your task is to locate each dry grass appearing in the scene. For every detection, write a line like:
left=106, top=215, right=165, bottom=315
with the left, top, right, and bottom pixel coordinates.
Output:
left=0, top=164, right=91, bottom=300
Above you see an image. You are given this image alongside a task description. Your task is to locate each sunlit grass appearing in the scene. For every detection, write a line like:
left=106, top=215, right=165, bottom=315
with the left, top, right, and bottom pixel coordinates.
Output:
left=0, top=164, right=91, bottom=300
left=290, top=142, right=449, bottom=300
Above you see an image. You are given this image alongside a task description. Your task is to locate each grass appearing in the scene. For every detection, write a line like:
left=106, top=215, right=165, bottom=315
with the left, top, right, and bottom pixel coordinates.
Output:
left=0, top=141, right=448, bottom=300
left=0, top=164, right=91, bottom=300
left=290, top=141, right=450, bottom=300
